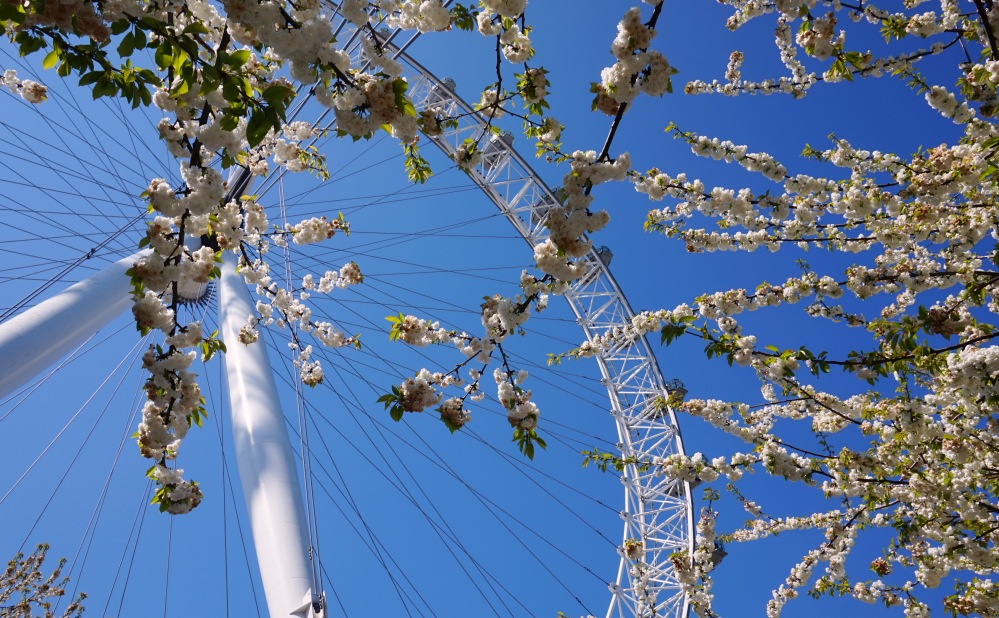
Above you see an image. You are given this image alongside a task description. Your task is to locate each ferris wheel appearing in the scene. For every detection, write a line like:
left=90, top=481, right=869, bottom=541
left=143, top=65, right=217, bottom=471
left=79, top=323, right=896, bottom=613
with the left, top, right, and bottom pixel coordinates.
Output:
left=0, top=7, right=692, bottom=618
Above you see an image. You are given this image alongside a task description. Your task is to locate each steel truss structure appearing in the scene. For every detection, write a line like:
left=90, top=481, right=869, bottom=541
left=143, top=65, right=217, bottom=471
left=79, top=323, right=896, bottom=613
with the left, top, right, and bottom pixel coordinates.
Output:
left=388, top=40, right=694, bottom=618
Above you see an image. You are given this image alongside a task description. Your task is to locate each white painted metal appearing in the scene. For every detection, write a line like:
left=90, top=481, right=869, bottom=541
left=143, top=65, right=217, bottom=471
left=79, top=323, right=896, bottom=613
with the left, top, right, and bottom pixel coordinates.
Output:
left=0, top=250, right=146, bottom=401
left=217, top=252, right=323, bottom=618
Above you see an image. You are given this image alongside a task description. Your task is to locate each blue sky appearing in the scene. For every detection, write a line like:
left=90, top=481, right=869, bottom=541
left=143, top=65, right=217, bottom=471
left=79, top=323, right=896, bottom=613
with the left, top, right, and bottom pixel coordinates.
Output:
left=0, top=2, right=971, bottom=617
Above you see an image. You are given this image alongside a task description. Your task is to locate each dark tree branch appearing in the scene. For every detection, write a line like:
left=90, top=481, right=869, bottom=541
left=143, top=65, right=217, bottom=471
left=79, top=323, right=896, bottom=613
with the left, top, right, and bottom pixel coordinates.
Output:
left=974, top=0, right=999, bottom=60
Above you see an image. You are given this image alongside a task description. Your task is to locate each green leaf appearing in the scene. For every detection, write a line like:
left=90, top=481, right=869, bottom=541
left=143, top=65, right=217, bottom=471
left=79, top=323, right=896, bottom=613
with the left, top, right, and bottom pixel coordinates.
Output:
left=246, top=110, right=270, bottom=147
left=154, top=43, right=172, bottom=70
left=171, top=77, right=190, bottom=96
left=262, top=84, right=291, bottom=107
left=219, top=112, right=239, bottom=131
left=56, top=58, right=72, bottom=77
left=92, top=78, right=117, bottom=99
left=110, top=18, right=130, bottom=35
left=117, top=31, right=135, bottom=58
left=393, top=78, right=416, bottom=116
left=183, top=22, right=210, bottom=35
left=171, top=48, right=188, bottom=73
left=77, top=71, right=102, bottom=87
left=200, top=63, right=220, bottom=88
left=831, top=58, right=853, bottom=82
left=42, top=49, right=58, bottom=70
left=229, top=49, right=251, bottom=67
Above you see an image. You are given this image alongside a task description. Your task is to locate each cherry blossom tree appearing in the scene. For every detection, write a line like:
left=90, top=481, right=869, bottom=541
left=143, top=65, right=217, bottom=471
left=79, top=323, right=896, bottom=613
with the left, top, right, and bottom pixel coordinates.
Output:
left=6, top=0, right=999, bottom=616
left=557, top=1, right=999, bottom=616
left=1, top=545, right=85, bottom=617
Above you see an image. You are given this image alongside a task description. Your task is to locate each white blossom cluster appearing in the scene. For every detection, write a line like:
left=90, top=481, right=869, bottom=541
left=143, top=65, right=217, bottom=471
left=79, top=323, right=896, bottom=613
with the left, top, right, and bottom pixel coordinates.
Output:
left=453, top=141, right=482, bottom=170
left=686, top=132, right=787, bottom=182
left=592, top=7, right=672, bottom=114
left=499, top=24, right=532, bottom=63
left=481, top=294, right=530, bottom=340
left=795, top=11, right=843, bottom=61
left=389, top=368, right=477, bottom=432
left=1, top=69, right=47, bottom=103
left=925, top=85, right=975, bottom=124
left=129, top=157, right=237, bottom=507
left=691, top=1, right=962, bottom=97
left=495, top=367, right=538, bottom=430
left=384, top=278, right=546, bottom=437
left=382, top=0, right=452, bottom=33
left=149, top=464, right=203, bottom=515
left=389, top=300, right=543, bottom=431
left=439, top=397, right=471, bottom=430
left=122, top=0, right=432, bottom=507
left=287, top=215, right=350, bottom=245
left=480, top=0, right=526, bottom=19
left=476, top=88, right=505, bottom=119
left=241, top=254, right=362, bottom=364
left=292, top=344, right=324, bottom=387
left=470, top=0, right=534, bottom=73
left=670, top=507, right=720, bottom=615
left=636, top=120, right=999, bottom=261
left=686, top=16, right=816, bottom=97
left=399, top=369, right=445, bottom=412
left=534, top=150, right=623, bottom=282
left=136, top=346, right=200, bottom=462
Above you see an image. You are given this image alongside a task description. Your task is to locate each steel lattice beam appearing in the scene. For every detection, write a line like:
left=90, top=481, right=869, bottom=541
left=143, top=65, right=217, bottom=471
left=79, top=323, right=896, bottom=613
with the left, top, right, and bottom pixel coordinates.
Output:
left=397, top=55, right=694, bottom=618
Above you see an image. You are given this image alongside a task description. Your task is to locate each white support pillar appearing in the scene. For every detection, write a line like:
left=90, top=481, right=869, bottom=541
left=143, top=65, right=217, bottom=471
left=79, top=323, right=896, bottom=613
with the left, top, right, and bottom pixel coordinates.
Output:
left=0, top=251, right=145, bottom=401
left=217, top=252, right=320, bottom=618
